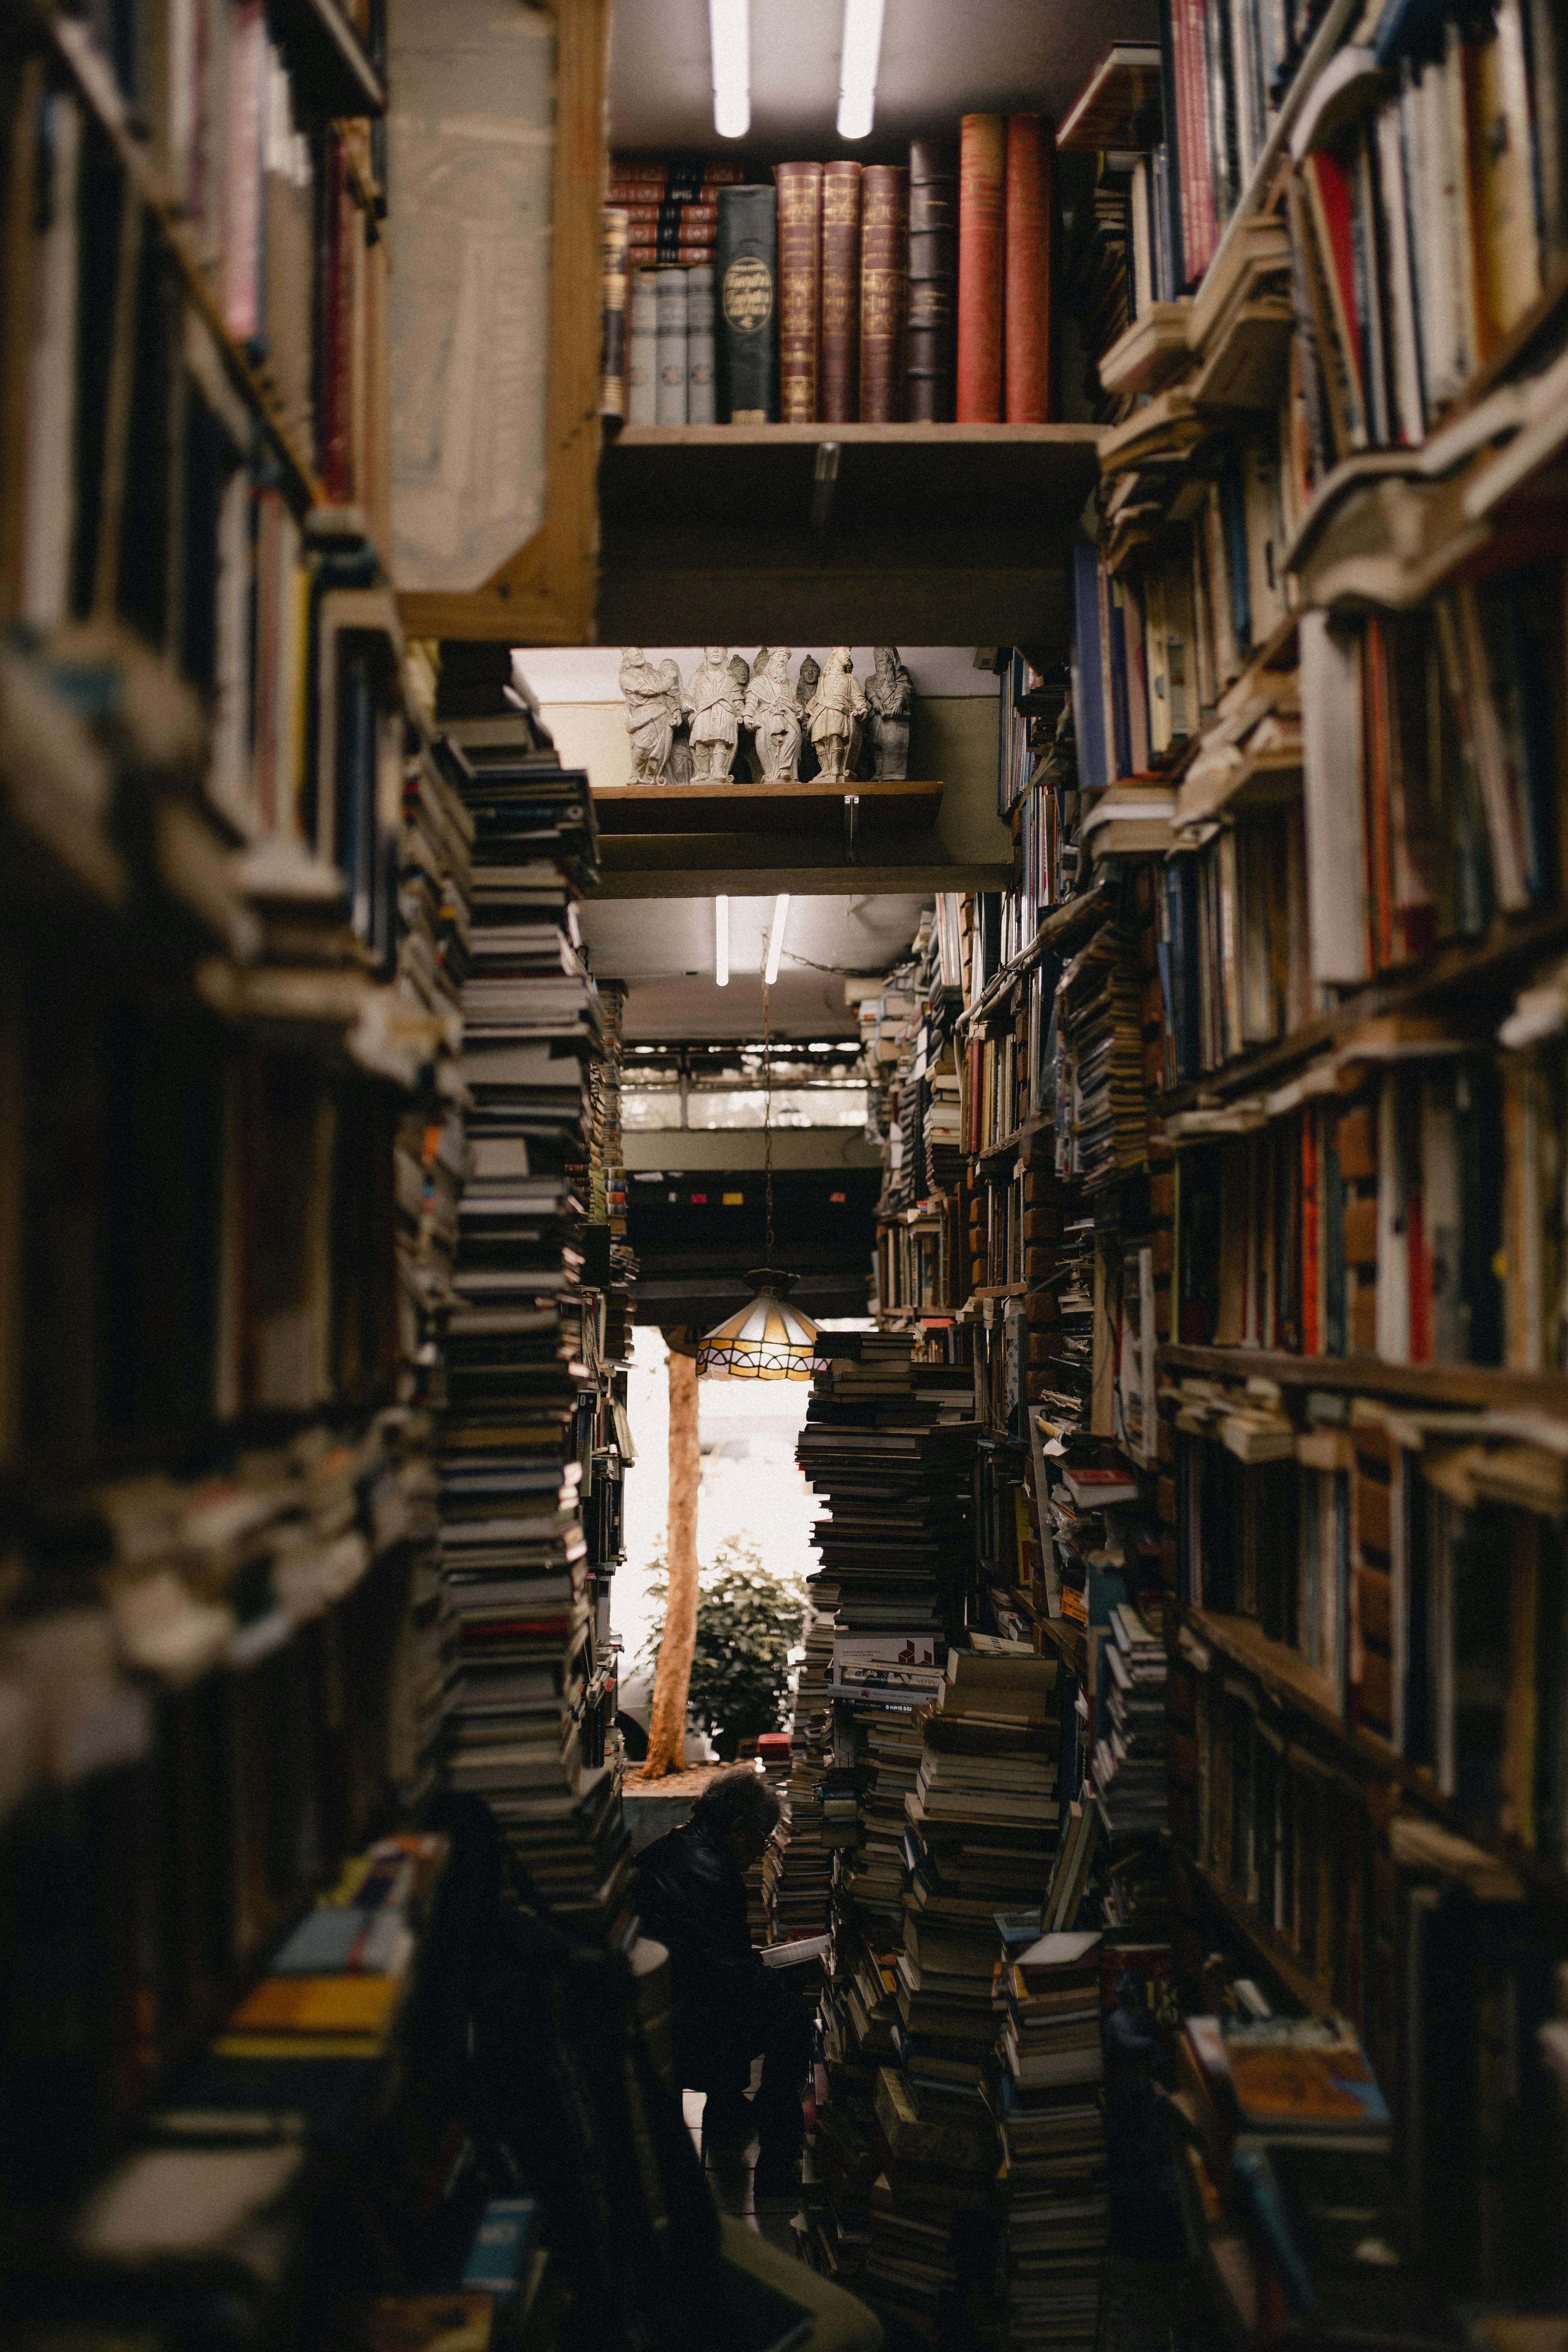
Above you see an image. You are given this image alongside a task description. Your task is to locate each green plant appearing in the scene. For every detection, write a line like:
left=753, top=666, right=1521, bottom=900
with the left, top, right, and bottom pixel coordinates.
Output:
left=638, top=1536, right=804, bottom=1761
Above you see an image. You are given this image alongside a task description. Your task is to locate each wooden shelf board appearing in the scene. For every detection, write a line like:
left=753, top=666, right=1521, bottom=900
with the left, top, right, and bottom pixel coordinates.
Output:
left=611, top=422, right=1103, bottom=455
left=1178, top=1602, right=1568, bottom=1908
left=1160, top=1340, right=1568, bottom=1419
left=1158, top=905, right=1568, bottom=1115
left=590, top=779, right=943, bottom=838
left=1188, top=1860, right=1339, bottom=2019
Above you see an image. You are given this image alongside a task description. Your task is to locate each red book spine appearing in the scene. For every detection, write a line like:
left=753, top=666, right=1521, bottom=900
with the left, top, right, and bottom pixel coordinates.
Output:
left=858, top=164, right=908, bottom=421
left=1172, top=0, right=1205, bottom=283
left=956, top=114, right=1004, bottom=422
left=1003, top=114, right=1052, bottom=422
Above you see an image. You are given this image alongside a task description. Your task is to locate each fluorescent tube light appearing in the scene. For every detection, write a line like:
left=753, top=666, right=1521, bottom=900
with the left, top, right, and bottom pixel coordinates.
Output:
left=764, top=893, right=790, bottom=986
left=709, top=0, right=750, bottom=139
left=715, top=894, right=730, bottom=987
left=836, top=0, right=885, bottom=140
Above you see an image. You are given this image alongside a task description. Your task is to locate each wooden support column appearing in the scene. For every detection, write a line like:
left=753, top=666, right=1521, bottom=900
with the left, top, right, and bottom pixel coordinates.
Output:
left=645, top=1337, right=700, bottom=1778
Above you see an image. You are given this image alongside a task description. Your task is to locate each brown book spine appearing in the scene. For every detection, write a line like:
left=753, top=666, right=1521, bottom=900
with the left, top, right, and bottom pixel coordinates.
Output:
left=775, top=161, right=823, bottom=423
left=1004, top=115, right=1052, bottom=421
left=820, top=160, right=862, bottom=424
left=906, top=137, right=957, bottom=422
left=957, top=114, right=1005, bottom=422
left=859, top=164, right=908, bottom=423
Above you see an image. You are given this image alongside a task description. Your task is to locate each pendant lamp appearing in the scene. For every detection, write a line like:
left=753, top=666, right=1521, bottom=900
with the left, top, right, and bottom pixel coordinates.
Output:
left=697, top=978, right=821, bottom=1381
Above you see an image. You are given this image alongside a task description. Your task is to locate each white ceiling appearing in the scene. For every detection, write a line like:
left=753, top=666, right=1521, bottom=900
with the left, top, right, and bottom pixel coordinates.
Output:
left=607, top=0, right=1160, bottom=161
left=580, top=890, right=927, bottom=1037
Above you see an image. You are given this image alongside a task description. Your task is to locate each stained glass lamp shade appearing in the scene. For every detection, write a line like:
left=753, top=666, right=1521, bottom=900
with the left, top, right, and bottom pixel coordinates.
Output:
left=697, top=1269, right=820, bottom=1381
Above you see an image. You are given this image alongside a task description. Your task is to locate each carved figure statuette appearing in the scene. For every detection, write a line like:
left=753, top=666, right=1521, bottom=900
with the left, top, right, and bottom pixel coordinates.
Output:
left=864, top=645, right=913, bottom=780
left=684, top=646, right=746, bottom=781
left=804, top=645, right=868, bottom=784
left=620, top=647, right=675, bottom=782
left=743, top=647, right=802, bottom=781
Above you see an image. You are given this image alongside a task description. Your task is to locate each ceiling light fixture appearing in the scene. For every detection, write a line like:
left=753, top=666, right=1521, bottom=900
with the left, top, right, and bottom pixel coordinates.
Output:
left=836, top=0, right=885, bottom=140
left=764, top=892, right=790, bottom=986
left=708, top=0, right=750, bottom=139
left=714, top=893, right=730, bottom=987
left=699, top=981, right=821, bottom=1381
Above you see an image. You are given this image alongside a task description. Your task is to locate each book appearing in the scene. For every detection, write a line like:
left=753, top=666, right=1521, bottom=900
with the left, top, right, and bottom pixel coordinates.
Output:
left=686, top=263, right=717, bottom=424
left=859, top=164, right=908, bottom=423
left=906, top=139, right=957, bottom=422
left=775, top=161, right=823, bottom=422
left=1003, top=115, right=1051, bottom=422
left=654, top=265, right=689, bottom=425
left=600, top=207, right=629, bottom=420
left=956, top=115, right=1005, bottom=421
left=628, top=268, right=658, bottom=425
left=821, top=159, right=862, bottom=423
left=715, top=185, right=778, bottom=423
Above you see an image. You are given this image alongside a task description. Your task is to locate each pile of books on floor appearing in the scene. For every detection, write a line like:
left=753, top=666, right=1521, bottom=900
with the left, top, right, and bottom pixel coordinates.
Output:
left=989, top=1927, right=1108, bottom=2352
left=764, top=1573, right=839, bottom=1942
left=1094, top=1601, right=1168, bottom=1838
left=435, top=701, right=630, bottom=1932
left=841, top=1644, right=1062, bottom=2341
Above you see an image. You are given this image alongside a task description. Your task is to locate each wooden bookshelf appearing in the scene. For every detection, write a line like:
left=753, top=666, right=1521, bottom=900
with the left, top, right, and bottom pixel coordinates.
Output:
left=48, top=15, right=327, bottom=509
left=1161, top=1341, right=1568, bottom=1420
left=1187, top=1859, right=1340, bottom=2020
left=598, top=423, right=1101, bottom=647
left=591, top=779, right=944, bottom=838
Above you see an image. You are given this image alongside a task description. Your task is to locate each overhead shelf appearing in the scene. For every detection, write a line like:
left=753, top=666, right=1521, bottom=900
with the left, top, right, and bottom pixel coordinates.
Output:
left=590, top=779, right=943, bottom=838
left=597, top=424, right=1101, bottom=648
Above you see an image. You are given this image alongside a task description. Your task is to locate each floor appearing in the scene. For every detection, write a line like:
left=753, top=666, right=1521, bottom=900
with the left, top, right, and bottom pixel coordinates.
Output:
left=683, top=2081, right=802, bottom=2258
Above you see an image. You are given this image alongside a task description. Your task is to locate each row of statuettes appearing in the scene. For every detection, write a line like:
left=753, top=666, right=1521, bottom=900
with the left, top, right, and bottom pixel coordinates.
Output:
left=617, top=646, right=914, bottom=785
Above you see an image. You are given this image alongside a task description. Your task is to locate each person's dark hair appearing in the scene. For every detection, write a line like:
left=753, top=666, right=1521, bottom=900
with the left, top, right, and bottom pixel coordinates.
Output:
left=691, top=1767, right=781, bottom=1843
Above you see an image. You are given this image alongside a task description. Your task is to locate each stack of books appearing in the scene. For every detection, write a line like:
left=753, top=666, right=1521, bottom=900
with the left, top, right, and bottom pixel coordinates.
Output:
left=796, top=1334, right=975, bottom=1642
left=989, top=1928, right=1109, bottom=2352
left=1094, top=1602, right=1168, bottom=1838
left=1051, top=920, right=1150, bottom=1190
left=434, top=706, right=630, bottom=1931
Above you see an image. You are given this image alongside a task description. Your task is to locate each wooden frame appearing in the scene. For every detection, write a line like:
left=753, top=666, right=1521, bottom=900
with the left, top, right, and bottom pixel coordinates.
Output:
left=396, top=0, right=608, bottom=646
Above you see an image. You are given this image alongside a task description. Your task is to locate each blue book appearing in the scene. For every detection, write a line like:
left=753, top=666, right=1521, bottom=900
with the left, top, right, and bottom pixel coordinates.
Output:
left=461, top=2196, right=539, bottom=2297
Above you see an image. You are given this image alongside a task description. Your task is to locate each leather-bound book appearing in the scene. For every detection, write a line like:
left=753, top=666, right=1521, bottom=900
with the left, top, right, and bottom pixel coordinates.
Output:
left=957, top=113, right=1005, bottom=421
left=905, top=138, right=957, bottom=421
left=715, top=185, right=778, bottom=422
left=859, top=163, right=908, bottom=422
left=1004, top=114, right=1052, bottom=420
left=820, top=160, right=862, bottom=423
left=774, top=162, right=824, bottom=421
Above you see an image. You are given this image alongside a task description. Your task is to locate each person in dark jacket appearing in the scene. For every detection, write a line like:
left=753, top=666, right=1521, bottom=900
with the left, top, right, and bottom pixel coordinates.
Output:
left=632, top=1768, right=813, bottom=2196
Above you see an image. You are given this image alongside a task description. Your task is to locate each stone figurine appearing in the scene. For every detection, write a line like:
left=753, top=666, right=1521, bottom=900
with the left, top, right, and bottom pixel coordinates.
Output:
left=685, top=646, right=746, bottom=780
left=795, top=654, right=821, bottom=780
left=660, top=658, right=694, bottom=781
left=805, top=645, right=867, bottom=783
left=744, top=647, right=802, bottom=781
left=864, top=645, right=913, bottom=780
left=620, top=646, right=675, bottom=782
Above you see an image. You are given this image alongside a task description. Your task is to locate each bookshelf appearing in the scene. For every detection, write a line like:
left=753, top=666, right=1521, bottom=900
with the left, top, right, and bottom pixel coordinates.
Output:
left=591, top=778, right=945, bottom=837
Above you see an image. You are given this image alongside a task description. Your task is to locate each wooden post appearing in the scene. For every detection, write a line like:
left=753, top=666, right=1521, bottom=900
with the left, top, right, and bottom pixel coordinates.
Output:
left=645, top=1339, right=700, bottom=1778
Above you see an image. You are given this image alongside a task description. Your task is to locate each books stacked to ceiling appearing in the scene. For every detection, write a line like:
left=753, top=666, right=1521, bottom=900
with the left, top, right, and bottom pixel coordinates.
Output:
left=1050, top=920, right=1149, bottom=1190
left=989, top=1928, right=1108, bottom=2352
left=434, top=693, right=630, bottom=1934
left=764, top=1575, right=839, bottom=1942
left=849, top=1643, right=1061, bottom=2341
left=1094, top=1602, right=1168, bottom=1839
left=796, top=1333, right=975, bottom=1646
